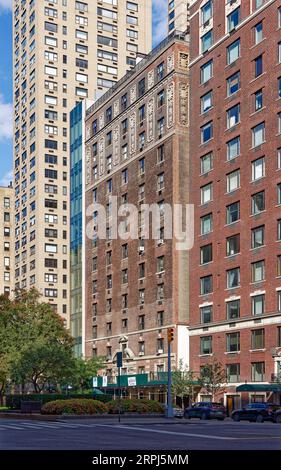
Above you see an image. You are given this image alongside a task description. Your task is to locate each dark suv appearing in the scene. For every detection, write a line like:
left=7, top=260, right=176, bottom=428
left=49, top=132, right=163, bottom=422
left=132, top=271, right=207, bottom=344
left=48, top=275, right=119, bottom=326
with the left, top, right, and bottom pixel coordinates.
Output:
left=231, top=403, right=281, bottom=423
left=184, top=402, right=226, bottom=420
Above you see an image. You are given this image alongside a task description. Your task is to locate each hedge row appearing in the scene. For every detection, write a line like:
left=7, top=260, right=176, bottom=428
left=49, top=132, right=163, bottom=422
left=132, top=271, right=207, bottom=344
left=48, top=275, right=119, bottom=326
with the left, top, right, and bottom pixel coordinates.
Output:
left=41, top=399, right=108, bottom=415
left=42, top=398, right=165, bottom=415
left=6, top=393, right=112, bottom=410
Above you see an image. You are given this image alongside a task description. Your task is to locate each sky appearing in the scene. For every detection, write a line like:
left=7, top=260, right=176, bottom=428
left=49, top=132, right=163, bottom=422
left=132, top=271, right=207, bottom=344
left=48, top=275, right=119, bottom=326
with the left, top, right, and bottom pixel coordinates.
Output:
left=0, top=0, right=167, bottom=186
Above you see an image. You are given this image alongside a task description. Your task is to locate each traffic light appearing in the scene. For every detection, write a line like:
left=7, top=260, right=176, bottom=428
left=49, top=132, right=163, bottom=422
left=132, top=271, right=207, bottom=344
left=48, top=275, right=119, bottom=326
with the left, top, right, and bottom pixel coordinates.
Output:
left=167, top=327, right=174, bottom=343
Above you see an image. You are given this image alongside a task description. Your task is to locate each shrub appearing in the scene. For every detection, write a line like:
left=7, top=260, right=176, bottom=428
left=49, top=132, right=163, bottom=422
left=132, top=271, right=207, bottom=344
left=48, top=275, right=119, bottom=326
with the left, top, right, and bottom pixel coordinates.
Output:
left=6, top=393, right=111, bottom=410
left=107, top=398, right=165, bottom=414
left=41, top=399, right=108, bottom=415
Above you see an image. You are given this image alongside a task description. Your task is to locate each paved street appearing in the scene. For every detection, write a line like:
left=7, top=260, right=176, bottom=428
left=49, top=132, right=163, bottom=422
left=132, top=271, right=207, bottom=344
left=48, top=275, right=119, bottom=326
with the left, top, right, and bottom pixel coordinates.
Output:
left=0, top=418, right=280, bottom=450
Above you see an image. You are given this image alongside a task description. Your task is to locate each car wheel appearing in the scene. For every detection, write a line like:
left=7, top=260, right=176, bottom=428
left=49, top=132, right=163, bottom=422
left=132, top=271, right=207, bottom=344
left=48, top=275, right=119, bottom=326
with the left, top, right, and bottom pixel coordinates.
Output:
left=275, top=414, right=281, bottom=424
left=232, top=413, right=240, bottom=422
left=256, top=414, right=264, bottom=423
left=217, top=417, right=225, bottom=421
left=201, top=412, right=208, bottom=420
left=184, top=413, right=191, bottom=420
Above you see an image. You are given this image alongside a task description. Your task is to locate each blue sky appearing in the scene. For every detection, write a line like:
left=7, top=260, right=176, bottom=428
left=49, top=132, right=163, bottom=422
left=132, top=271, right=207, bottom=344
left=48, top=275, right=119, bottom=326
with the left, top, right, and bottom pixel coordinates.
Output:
left=0, top=0, right=167, bottom=186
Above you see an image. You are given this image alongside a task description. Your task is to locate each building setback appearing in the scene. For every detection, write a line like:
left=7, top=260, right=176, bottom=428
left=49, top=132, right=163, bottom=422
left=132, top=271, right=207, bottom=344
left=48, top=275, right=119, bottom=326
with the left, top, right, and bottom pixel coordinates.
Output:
left=189, top=0, right=281, bottom=409
left=13, top=0, right=152, bottom=326
left=84, top=32, right=190, bottom=381
left=0, top=185, right=14, bottom=297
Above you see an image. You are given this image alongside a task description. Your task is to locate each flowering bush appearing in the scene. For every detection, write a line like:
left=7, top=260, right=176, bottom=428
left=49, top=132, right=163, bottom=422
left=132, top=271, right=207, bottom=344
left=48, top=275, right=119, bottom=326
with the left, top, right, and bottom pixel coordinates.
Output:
left=107, top=398, right=165, bottom=414
left=41, top=399, right=108, bottom=415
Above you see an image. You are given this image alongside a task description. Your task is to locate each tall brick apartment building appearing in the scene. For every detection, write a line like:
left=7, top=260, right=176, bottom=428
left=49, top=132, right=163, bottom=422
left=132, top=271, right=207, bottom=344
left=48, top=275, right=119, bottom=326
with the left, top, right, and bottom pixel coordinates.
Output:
left=84, top=32, right=190, bottom=388
left=189, top=0, right=281, bottom=410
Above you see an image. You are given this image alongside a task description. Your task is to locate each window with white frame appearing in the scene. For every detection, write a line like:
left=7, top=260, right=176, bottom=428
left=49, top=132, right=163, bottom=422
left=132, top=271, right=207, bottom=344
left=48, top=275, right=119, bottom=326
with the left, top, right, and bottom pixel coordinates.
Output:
left=252, top=157, right=265, bottom=181
left=201, top=182, right=213, bottom=204
left=227, top=169, right=240, bottom=193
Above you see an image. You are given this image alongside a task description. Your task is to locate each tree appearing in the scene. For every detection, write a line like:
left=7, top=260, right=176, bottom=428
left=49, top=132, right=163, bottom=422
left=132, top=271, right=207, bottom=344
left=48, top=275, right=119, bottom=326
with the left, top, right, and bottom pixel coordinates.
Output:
left=0, top=289, right=75, bottom=393
left=10, top=340, right=75, bottom=393
left=172, top=360, right=198, bottom=408
left=198, top=359, right=227, bottom=401
left=70, top=357, right=105, bottom=391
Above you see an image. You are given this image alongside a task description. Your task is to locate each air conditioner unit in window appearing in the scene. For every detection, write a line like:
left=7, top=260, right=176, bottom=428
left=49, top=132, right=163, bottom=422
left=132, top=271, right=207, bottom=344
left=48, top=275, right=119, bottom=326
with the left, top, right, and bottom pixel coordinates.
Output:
left=139, top=352, right=144, bottom=356
left=157, top=239, right=164, bottom=246
left=203, top=19, right=210, bottom=28
left=157, top=349, right=163, bottom=355
left=139, top=246, right=145, bottom=253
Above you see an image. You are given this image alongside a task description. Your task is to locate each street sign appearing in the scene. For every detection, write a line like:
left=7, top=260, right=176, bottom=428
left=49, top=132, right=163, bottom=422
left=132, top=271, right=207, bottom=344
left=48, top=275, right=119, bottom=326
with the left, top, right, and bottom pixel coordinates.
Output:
left=93, top=377, right=98, bottom=388
left=116, top=351, right=123, bottom=368
left=102, top=376, right=108, bottom=387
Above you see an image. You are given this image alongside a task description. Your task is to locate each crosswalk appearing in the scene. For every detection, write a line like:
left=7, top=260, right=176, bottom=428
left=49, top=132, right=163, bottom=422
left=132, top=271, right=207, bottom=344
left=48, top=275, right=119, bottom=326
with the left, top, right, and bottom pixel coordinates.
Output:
left=0, top=421, right=98, bottom=432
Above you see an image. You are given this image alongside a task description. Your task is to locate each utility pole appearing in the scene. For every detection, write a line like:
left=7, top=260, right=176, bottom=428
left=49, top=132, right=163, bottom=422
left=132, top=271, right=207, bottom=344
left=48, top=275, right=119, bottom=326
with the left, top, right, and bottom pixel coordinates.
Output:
left=166, top=327, right=174, bottom=418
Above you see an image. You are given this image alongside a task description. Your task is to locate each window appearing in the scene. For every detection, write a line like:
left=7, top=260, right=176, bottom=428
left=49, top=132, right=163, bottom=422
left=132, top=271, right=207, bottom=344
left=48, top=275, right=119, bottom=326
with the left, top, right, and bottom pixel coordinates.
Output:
left=200, top=244, right=212, bottom=265
left=200, top=275, right=213, bottom=295
left=200, top=336, right=212, bottom=355
left=227, top=299, right=240, bottom=319
left=227, top=104, right=240, bottom=129
left=251, top=362, right=265, bottom=382
left=201, top=90, right=213, bottom=113
left=252, top=157, right=265, bottom=181
left=227, top=169, right=240, bottom=193
left=45, top=243, right=57, bottom=253
left=252, top=225, right=265, bottom=248
left=201, top=121, right=213, bottom=143
left=278, top=78, right=281, bottom=99
left=201, top=30, right=213, bottom=53
left=252, top=294, right=265, bottom=316
left=277, top=255, right=281, bottom=277
left=252, top=260, right=265, bottom=283
left=139, top=263, right=145, bottom=279
left=227, top=39, right=240, bottom=65
left=227, top=71, right=240, bottom=96
left=252, top=329, right=265, bottom=350
left=200, top=305, right=212, bottom=324
left=157, top=62, right=165, bottom=81
left=157, top=256, right=165, bottom=273
left=138, top=78, right=145, bottom=97
left=254, top=89, right=263, bottom=111
left=227, top=364, right=240, bottom=383
left=227, top=136, right=240, bottom=160
left=157, top=173, right=164, bottom=191
left=251, top=191, right=265, bottom=215
left=200, top=60, right=213, bottom=84
left=201, top=183, right=213, bottom=204
left=227, top=7, right=240, bottom=32
left=254, top=22, right=263, bottom=45
left=226, top=234, right=240, bottom=256
left=200, top=152, right=213, bottom=174
left=121, top=168, right=128, bottom=185
left=277, top=220, right=281, bottom=241
left=201, top=1, right=212, bottom=25
left=201, top=213, right=212, bottom=235
left=252, top=122, right=265, bottom=147
left=226, top=332, right=240, bottom=352
left=279, top=41, right=281, bottom=63
left=254, top=55, right=263, bottom=77
left=227, top=267, right=240, bottom=289
left=278, top=183, right=281, bottom=205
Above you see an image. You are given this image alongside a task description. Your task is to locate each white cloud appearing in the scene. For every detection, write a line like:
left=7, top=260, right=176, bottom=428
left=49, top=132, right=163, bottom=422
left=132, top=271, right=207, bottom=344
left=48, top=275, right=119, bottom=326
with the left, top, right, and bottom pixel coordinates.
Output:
left=0, top=169, right=13, bottom=187
left=152, top=0, right=168, bottom=46
left=0, top=95, right=13, bottom=140
left=0, top=0, right=12, bottom=11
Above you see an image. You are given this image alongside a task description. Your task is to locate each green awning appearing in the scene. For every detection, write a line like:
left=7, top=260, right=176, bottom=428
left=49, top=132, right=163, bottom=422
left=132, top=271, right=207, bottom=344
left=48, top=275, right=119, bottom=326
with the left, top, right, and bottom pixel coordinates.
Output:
left=236, top=384, right=281, bottom=393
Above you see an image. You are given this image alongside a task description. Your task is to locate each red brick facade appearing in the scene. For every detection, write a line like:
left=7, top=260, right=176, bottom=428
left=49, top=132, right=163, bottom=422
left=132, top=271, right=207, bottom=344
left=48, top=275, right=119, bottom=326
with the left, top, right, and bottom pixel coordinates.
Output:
left=189, top=0, right=281, bottom=409
left=84, top=35, right=190, bottom=381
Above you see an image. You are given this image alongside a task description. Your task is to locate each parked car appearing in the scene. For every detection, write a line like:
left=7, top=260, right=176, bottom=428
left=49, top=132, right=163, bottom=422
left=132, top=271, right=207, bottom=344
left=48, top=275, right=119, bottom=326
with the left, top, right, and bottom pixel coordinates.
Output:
left=184, top=402, right=226, bottom=420
left=231, top=403, right=281, bottom=423
left=173, top=407, right=184, bottom=418
left=273, top=409, right=281, bottom=423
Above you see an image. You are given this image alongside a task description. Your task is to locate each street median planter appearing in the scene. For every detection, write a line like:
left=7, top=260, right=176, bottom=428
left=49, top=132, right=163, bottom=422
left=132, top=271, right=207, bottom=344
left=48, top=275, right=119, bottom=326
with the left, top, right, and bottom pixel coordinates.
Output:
left=41, top=399, right=108, bottom=415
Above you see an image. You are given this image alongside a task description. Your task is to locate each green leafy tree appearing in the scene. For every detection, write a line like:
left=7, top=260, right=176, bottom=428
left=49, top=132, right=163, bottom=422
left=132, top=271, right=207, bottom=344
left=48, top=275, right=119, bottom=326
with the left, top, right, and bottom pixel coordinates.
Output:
left=70, top=357, right=105, bottom=392
left=198, top=359, right=227, bottom=401
left=0, top=289, right=74, bottom=393
left=172, top=360, right=198, bottom=408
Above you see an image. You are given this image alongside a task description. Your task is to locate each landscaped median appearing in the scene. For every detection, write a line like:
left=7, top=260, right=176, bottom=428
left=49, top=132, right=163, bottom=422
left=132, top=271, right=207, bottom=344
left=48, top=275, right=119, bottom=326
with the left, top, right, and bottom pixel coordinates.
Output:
left=1, top=396, right=165, bottom=417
